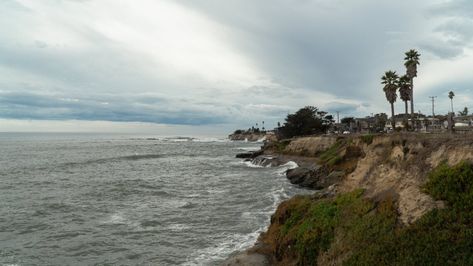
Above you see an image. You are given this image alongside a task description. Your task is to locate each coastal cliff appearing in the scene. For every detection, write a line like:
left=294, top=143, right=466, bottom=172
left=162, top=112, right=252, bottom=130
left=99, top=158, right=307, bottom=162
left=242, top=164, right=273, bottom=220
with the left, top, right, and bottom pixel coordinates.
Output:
left=227, top=133, right=473, bottom=265
left=228, top=132, right=277, bottom=142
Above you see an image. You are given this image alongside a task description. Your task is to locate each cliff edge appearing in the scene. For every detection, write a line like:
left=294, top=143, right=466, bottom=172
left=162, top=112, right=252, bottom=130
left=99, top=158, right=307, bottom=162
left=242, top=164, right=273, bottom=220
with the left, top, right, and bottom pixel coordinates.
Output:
left=230, top=133, right=473, bottom=265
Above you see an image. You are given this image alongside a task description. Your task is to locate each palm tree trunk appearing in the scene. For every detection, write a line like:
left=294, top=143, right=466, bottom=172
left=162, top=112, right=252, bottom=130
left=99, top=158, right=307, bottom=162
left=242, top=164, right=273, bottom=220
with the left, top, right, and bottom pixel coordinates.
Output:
left=404, top=101, right=409, bottom=130
left=451, top=99, right=454, bottom=113
left=391, top=103, right=395, bottom=129
left=410, top=78, right=414, bottom=116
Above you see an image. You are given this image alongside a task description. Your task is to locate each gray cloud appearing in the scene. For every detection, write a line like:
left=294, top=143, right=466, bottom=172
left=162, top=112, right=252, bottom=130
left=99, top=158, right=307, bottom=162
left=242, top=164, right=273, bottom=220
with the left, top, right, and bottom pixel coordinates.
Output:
left=422, top=1, right=473, bottom=59
left=420, top=40, right=464, bottom=59
left=176, top=0, right=429, bottom=99
left=322, top=101, right=365, bottom=115
left=0, top=91, right=227, bottom=125
left=1, top=0, right=473, bottom=131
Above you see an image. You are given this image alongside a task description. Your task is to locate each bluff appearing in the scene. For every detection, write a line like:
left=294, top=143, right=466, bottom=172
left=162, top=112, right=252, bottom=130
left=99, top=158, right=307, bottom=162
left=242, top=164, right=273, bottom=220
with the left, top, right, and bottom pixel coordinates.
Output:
left=228, top=132, right=277, bottom=142
left=226, top=133, right=473, bottom=265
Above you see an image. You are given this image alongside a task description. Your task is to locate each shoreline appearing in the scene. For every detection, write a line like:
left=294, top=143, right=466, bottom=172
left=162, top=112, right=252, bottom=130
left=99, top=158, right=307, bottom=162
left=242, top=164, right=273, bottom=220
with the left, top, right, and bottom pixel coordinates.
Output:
left=224, top=133, right=473, bottom=265
left=223, top=150, right=320, bottom=265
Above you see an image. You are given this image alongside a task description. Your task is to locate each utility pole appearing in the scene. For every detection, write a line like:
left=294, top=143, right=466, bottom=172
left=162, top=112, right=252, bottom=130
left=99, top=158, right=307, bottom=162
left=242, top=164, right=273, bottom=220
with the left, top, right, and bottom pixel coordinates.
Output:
left=429, top=96, right=437, bottom=117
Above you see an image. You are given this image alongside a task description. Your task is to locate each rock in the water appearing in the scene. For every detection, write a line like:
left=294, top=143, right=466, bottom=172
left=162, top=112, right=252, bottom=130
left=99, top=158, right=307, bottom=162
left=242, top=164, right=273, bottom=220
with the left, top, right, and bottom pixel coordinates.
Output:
left=248, top=155, right=290, bottom=168
left=236, top=150, right=263, bottom=159
left=286, top=165, right=343, bottom=189
left=236, top=152, right=255, bottom=159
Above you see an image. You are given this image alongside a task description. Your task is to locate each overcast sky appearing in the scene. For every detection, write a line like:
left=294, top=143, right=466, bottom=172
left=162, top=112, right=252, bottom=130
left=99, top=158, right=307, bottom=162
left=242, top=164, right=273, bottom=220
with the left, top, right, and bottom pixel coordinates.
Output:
left=1, top=0, right=473, bottom=135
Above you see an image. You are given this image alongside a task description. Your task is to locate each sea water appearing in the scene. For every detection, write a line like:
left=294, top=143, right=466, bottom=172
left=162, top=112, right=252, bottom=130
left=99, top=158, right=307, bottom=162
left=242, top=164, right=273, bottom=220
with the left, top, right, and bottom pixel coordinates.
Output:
left=0, top=133, right=308, bottom=265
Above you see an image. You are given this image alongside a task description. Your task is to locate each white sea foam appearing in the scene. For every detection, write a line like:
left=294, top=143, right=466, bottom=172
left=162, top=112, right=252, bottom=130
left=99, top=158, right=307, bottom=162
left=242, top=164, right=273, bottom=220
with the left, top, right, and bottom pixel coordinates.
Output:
left=164, top=199, right=192, bottom=209
left=184, top=187, right=293, bottom=266
left=242, top=161, right=264, bottom=168
left=256, top=136, right=266, bottom=142
left=192, top=138, right=229, bottom=143
left=270, top=187, right=290, bottom=210
left=106, top=213, right=127, bottom=224
left=167, top=223, right=191, bottom=231
left=206, top=188, right=227, bottom=195
left=275, top=161, right=299, bottom=176
left=102, top=213, right=140, bottom=228
left=184, top=193, right=201, bottom=198
left=183, top=229, right=264, bottom=266
left=166, top=138, right=192, bottom=142
left=234, top=146, right=260, bottom=152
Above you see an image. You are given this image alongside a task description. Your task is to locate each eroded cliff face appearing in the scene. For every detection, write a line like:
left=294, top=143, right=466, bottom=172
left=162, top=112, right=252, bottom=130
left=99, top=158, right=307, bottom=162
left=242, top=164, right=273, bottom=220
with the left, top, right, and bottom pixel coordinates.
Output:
left=268, top=133, right=473, bottom=225
left=245, top=133, right=473, bottom=266
left=283, top=136, right=337, bottom=156
left=228, top=134, right=473, bottom=266
left=338, top=134, right=473, bottom=224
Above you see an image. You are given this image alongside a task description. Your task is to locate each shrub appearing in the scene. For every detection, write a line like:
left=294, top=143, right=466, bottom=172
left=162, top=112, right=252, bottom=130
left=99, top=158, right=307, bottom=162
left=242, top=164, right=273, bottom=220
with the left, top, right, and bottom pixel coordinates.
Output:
left=276, top=189, right=397, bottom=265
left=424, top=161, right=473, bottom=210
left=360, top=134, right=374, bottom=145
left=318, top=140, right=344, bottom=162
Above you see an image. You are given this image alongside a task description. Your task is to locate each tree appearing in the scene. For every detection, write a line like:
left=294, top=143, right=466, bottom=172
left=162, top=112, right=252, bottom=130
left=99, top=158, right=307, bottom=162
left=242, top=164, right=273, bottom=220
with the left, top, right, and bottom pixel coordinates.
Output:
left=448, top=91, right=455, bottom=113
left=279, top=106, right=333, bottom=138
left=459, top=107, right=468, bottom=116
left=398, top=75, right=411, bottom=117
left=373, top=113, right=388, bottom=132
left=341, top=117, right=355, bottom=125
left=404, top=49, right=420, bottom=117
left=382, top=70, right=399, bottom=129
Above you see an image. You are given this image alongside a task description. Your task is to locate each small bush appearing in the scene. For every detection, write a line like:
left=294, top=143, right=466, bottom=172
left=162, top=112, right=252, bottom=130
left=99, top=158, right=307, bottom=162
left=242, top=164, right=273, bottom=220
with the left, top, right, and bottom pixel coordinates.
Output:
left=327, top=155, right=343, bottom=166
left=424, top=161, right=473, bottom=210
left=271, top=139, right=291, bottom=153
left=360, top=134, right=374, bottom=145
left=319, top=140, right=344, bottom=162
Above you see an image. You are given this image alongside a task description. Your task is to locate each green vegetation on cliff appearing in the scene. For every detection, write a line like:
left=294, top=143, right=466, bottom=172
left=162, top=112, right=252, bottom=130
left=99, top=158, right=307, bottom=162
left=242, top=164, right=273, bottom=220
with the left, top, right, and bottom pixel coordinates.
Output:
left=262, top=161, right=473, bottom=265
left=262, top=190, right=397, bottom=265
left=347, top=161, right=473, bottom=265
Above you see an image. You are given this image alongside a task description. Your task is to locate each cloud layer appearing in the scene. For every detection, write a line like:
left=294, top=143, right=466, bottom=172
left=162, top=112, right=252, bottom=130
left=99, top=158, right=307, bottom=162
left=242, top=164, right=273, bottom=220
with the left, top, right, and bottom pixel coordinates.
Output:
left=2, top=0, right=473, bottom=132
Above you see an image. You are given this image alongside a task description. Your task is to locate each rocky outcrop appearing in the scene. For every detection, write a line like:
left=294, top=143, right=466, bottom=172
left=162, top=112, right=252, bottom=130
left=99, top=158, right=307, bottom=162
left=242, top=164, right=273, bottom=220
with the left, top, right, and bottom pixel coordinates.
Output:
left=236, top=150, right=263, bottom=159
left=246, top=155, right=292, bottom=168
left=286, top=165, right=343, bottom=189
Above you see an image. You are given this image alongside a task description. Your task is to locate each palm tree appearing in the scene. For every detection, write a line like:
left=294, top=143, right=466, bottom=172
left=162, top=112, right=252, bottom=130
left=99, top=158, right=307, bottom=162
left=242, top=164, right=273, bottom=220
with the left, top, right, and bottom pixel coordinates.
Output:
left=398, top=75, right=411, bottom=117
left=382, top=70, right=399, bottom=129
left=404, top=49, right=421, bottom=116
left=448, top=91, right=455, bottom=113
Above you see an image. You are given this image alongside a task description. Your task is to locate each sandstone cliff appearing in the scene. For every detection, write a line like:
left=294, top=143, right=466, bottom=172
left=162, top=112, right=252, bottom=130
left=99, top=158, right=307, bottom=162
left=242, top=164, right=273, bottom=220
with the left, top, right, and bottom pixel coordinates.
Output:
left=233, top=133, right=473, bottom=265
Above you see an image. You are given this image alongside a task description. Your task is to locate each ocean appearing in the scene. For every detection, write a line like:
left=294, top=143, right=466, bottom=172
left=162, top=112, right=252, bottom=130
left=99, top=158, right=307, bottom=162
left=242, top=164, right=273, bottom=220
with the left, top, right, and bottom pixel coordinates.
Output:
left=0, top=133, right=308, bottom=265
